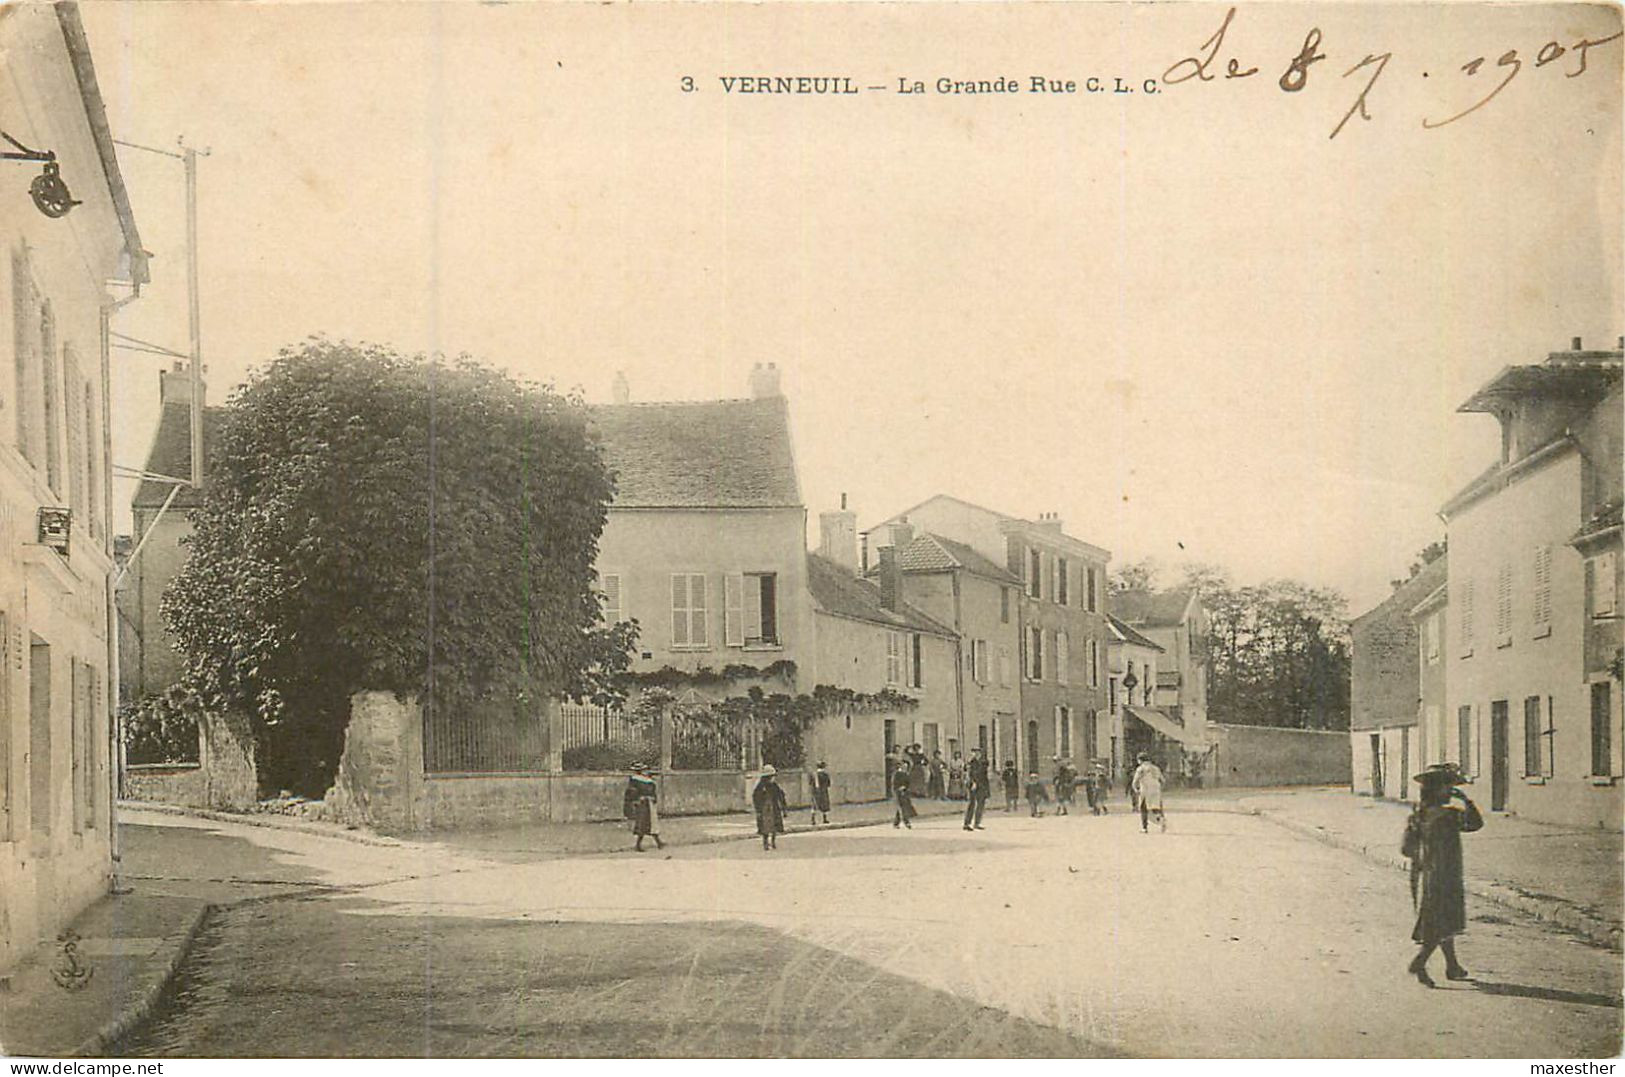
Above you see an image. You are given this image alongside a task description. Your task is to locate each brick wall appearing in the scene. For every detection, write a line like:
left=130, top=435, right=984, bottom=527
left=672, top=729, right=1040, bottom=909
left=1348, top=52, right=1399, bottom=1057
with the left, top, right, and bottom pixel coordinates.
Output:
left=1210, top=723, right=1352, bottom=787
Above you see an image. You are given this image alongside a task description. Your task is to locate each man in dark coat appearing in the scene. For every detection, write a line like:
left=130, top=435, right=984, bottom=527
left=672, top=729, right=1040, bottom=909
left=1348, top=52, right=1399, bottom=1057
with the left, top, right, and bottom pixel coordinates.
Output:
left=1001, top=760, right=1020, bottom=812
left=908, top=745, right=929, bottom=801
left=1402, top=763, right=1484, bottom=986
left=623, top=764, right=663, bottom=852
left=962, top=747, right=991, bottom=831
left=810, top=761, right=833, bottom=825
left=752, top=765, right=788, bottom=851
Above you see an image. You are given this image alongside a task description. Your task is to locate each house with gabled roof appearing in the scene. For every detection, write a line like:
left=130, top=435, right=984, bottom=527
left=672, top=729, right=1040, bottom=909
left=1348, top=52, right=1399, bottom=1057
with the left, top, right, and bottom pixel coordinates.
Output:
left=865, top=495, right=1111, bottom=778
left=589, top=364, right=815, bottom=681
left=1111, top=587, right=1212, bottom=779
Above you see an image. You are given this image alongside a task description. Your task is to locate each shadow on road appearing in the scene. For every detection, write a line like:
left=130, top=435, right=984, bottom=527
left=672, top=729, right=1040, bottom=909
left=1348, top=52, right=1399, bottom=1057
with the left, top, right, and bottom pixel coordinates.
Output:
left=1470, top=979, right=1623, bottom=1009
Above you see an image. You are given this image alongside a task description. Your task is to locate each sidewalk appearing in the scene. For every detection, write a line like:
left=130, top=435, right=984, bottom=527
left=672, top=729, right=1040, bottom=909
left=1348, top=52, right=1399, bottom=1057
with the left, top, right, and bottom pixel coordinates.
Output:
left=1241, top=787, right=1623, bottom=951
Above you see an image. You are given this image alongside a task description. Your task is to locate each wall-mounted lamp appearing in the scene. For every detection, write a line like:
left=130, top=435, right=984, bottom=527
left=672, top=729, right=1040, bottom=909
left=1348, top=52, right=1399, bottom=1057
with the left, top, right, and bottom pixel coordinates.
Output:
left=2, top=130, right=79, bottom=218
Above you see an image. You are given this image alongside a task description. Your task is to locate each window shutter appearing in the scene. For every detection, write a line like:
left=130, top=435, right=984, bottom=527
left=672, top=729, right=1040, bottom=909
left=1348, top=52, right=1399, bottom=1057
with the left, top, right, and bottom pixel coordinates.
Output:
left=1596, top=552, right=1617, bottom=617
left=742, top=574, right=762, bottom=642
left=1459, top=579, right=1475, bottom=656
left=602, top=573, right=622, bottom=623
left=1495, top=561, right=1513, bottom=646
left=671, top=574, right=689, bottom=647
left=725, top=573, right=744, bottom=646
left=691, top=574, right=708, bottom=646
left=1057, top=632, right=1069, bottom=685
left=1532, top=545, right=1552, bottom=636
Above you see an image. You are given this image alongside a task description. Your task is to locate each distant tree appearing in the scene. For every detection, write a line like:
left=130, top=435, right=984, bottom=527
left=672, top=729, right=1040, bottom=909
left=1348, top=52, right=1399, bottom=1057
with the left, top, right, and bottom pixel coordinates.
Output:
left=1110, top=557, right=1161, bottom=594
left=163, top=338, right=636, bottom=796
left=1390, top=538, right=1447, bottom=591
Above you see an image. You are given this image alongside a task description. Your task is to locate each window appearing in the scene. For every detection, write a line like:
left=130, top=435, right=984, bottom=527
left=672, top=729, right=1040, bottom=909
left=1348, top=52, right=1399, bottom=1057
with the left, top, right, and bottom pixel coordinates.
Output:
left=82, top=376, right=102, bottom=542
left=1027, top=548, right=1042, bottom=599
left=1457, top=704, right=1473, bottom=774
left=1592, top=552, right=1617, bottom=618
left=1425, top=705, right=1442, bottom=765
left=65, top=350, right=85, bottom=527
left=1425, top=612, right=1440, bottom=664
left=1057, top=705, right=1071, bottom=756
left=1494, top=561, right=1513, bottom=648
left=1523, top=696, right=1542, bottom=777
left=1056, top=632, right=1070, bottom=685
left=1458, top=578, right=1475, bottom=657
left=745, top=572, right=778, bottom=645
left=1000, top=587, right=1010, bottom=624
left=910, top=633, right=924, bottom=689
left=1109, top=676, right=1117, bottom=715
left=886, top=631, right=903, bottom=685
left=1086, top=566, right=1098, bottom=613
left=972, top=639, right=989, bottom=684
left=1531, top=545, right=1553, bottom=638
left=997, top=647, right=1010, bottom=687
left=1087, top=638, right=1100, bottom=689
left=601, top=573, right=623, bottom=624
left=1142, top=662, right=1153, bottom=705
left=1591, top=681, right=1614, bottom=777
left=1056, top=557, right=1070, bottom=605
left=1027, top=626, right=1044, bottom=681
left=670, top=573, right=708, bottom=648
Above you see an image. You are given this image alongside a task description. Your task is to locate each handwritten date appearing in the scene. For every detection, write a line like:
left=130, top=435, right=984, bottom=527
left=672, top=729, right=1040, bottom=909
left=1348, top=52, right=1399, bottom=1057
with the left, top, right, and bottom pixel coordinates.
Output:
left=1160, top=6, right=1621, bottom=139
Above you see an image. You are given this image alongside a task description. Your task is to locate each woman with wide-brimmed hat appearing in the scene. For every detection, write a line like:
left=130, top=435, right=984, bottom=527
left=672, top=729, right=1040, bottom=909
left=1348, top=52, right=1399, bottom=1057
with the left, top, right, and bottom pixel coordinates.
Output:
left=1402, top=762, right=1484, bottom=986
left=752, top=764, right=788, bottom=850
left=623, top=763, right=663, bottom=852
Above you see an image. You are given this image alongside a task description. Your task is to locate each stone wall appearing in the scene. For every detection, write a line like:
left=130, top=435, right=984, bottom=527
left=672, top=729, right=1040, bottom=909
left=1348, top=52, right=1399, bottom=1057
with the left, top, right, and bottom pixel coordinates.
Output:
left=327, top=691, right=425, bottom=831
left=124, top=762, right=205, bottom=805
left=200, top=710, right=259, bottom=809
left=1209, top=723, right=1352, bottom=787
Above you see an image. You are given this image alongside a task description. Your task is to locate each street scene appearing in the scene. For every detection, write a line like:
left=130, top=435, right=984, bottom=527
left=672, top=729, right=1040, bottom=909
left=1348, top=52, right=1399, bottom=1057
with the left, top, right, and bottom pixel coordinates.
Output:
left=1, top=0, right=1622, bottom=1063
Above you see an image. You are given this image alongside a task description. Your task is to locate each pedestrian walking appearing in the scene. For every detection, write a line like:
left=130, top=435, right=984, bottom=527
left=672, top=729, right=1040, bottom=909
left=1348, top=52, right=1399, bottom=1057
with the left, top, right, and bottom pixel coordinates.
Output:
left=929, top=749, right=947, bottom=799
left=962, top=747, right=990, bottom=831
left=1131, top=753, right=1166, bottom=832
left=752, top=765, right=788, bottom=851
left=1024, top=772, right=1050, bottom=817
left=810, top=760, right=833, bottom=825
left=1402, top=763, right=1484, bottom=987
left=1087, top=764, right=1109, bottom=815
left=1001, top=760, right=1020, bottom=812
left=1052, top=756, right=1076, bottom=816
left=623, top=763, right=664, bottom=852
left=893, top=758, right=917, bottom=829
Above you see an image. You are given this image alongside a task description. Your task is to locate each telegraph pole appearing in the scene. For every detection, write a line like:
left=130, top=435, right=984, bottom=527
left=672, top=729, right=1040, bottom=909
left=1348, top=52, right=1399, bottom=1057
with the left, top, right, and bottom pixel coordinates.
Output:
left=183, top=141, right=204, bottom=485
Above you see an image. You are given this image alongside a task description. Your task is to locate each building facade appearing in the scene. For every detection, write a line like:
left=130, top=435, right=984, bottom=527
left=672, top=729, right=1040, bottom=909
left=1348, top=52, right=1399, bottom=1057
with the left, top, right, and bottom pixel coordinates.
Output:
left=1106, top=615, right=1162, bottom=780
left=1112, top=588, right=1213, bottom=779
left=1349, top=556, right=1447, bottom=799
left=0, top=4, right=146, bottom=972
left=589, top=366, right=815, bottom=682
left=868, top=496, right=1111, bottom=777
left=1438, top=338, right=1621, bottom=828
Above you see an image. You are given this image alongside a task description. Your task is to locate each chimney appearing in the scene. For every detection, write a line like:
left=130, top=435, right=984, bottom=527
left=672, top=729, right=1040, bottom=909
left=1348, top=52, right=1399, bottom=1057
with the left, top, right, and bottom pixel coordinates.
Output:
left=878, top=545, right=900, bottom=611
left=819, top=494, right=859, bottom=573
left=159, top=360, right=199, bottom=408
left=749, top=362, right=782, bottom=399
left=611, top=370, right=631, bottom=404
left=1036, top=511, right=1064, bottom=533
left=888, top=518, right=915, bottom=548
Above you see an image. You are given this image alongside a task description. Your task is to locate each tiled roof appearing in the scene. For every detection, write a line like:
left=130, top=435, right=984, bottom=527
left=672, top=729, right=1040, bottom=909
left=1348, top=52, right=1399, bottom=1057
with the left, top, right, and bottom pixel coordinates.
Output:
left=807, top=553, right=955, bottom=637
left=1112, top=588, right=1195, bottom=628
left=886, top=532, right=1022, bottom=584
left=133, top=404, right=225, bottom=509
left=1353, top=554, right=1448, bottom=626
left=1107, top=615, right=1164, bottom=652
left=589, top=397, right=801, bottom=509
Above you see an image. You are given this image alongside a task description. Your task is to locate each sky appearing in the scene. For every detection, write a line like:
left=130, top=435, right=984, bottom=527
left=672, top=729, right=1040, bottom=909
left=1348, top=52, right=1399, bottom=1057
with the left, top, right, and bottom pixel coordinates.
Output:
left=80, top=1, right=1623, bottom=615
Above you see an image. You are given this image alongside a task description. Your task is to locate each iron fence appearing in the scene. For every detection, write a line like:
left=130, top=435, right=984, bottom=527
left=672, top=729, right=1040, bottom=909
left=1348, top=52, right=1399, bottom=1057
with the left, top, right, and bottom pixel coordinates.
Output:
left=423, top=696, right=548, bottom=774
left=559, top=702, right=657, bottom=772
left=670, top=711, right=752, bottom=771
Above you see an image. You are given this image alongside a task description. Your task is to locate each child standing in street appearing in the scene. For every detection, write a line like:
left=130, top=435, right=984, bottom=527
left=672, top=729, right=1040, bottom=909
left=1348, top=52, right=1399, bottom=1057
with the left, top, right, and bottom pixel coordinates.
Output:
left=1024, top=772, right=1050, bottom=817
left=1001, top=760, right=1020, bottom=812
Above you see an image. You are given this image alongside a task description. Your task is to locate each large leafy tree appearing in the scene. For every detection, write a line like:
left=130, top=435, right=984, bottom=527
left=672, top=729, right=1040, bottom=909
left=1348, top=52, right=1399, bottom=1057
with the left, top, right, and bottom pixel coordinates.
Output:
left=163, top=339, right=634, bottom=795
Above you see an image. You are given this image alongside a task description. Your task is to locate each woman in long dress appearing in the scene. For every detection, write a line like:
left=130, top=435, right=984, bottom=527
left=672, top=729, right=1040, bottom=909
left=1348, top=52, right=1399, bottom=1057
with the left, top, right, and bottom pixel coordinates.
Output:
left=1403, top=764, right=1484, bottom=986
left=752, top=765, right=788, bottom=850
left=623, top=764, right=663, bottom=852
left=1130, top=753, right=1165, bottom=832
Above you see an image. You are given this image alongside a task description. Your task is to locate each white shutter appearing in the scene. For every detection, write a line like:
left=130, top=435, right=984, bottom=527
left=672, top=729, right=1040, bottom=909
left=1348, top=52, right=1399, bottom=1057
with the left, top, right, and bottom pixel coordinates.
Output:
left=671, top=575, right=688, bottom=646
left=743, top=574, right=763, bottom=642
left=1459, top=579, right=1475, bottom=656
left=1057, top=632, right=1069, bottom=685
left=1596, top=552, right=1617, bottom=617
left=724, top=573, right=744, bottom=646
left=1495, top=561, right=1513, bottom=646
left=602, top=573, right=622, bottom=623
left=690, top=574, right=708, bottom=646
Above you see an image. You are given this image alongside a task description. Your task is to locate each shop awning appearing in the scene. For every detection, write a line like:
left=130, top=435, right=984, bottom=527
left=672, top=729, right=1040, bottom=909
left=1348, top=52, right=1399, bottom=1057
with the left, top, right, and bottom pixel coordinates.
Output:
left=1125, top=705, right=1205, bottom=748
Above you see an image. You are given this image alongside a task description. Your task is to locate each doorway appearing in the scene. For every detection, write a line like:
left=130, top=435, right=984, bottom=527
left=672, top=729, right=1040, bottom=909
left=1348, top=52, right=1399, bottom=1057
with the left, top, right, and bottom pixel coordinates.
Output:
left=1490, top=700, right=1509, bottom=811
left=1369, top=732, right=1383, bottom=798
left=1026, top=720, right=1040, bottom=775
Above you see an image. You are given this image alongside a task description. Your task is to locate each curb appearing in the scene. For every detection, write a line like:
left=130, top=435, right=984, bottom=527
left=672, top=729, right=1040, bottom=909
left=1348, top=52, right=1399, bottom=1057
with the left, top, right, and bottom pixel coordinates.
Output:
left=1251, top=808, right=1622, bottom=952
left=73, top=902, right=216, bottom=1058
left=118, top=800, right=407, bottom=848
